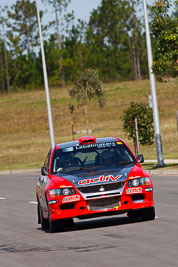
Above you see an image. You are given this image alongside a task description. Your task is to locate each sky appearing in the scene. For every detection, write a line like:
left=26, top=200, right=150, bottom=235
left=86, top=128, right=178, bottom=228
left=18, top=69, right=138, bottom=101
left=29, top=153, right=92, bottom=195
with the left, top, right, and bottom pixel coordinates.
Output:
left=67, top=0, right=101, bottom=22
left=0, top=0, right=175, bottom=30
left=0, top=0, right=102, bottom=23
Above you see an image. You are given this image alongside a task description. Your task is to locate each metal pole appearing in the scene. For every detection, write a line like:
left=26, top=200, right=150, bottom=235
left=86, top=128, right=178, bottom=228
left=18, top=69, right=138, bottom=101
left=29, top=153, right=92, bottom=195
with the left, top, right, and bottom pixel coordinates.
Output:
left=143, top=0, right=164, bottom=166
left=35, top=0, right=55, bottom=147
left=135, top=117, right=140, bottom=156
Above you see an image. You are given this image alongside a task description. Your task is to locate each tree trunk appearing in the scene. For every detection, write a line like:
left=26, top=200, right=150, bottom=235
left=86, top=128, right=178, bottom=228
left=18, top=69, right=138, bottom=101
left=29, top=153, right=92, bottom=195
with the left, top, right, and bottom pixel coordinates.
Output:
left=2, top=21, right=10, bottom=93
left=129, top=1, right=142, bottom=81
left=130, top=35, right=142, bottom=81
left=130, top=36, right=138, bottom=80
left=3, top=39, right=10, bottom=93
left=26, top=20, right=31, bottom=55
left=136, top=47, right=142, bottom=80
left=79, top=45, right=83, bottom=71
left=0, top=43, right=5, bottom=92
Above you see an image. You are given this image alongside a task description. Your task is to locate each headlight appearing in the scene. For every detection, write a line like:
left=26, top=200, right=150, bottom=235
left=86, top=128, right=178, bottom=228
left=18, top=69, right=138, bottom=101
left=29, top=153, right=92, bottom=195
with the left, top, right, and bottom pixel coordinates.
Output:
left=49, top=188, right=76, bottom=198
left=127, top=177, right=151, bottom=187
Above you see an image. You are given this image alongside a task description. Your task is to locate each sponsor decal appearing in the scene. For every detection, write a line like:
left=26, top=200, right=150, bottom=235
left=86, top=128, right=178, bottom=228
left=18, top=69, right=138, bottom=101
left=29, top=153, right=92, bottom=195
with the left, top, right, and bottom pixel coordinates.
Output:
left=126, top=187, right=142, bottom=194
left=78, top=175, right=122, bottom=185
left=145, top=187, right=153, bottom=192
left=115, top=206, right=120, bottom=210
left=116, top=141, right=122, bottom=145
left=133, top=200, right=144, bottom=203
left=59, top=185, right=73, bottom=188
left=76, top=142, right=116, bottom=150
left=128, top=176, right=141, bottom=180
left=62, top=195, right=80, bottom=203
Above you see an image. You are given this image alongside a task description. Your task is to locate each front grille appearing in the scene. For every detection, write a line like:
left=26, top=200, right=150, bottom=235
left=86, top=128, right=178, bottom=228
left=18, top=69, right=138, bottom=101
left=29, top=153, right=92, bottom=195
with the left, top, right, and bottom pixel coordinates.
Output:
left=77, top=181, right=125, bottom=194
left=87, top=196, right=121, bottom=211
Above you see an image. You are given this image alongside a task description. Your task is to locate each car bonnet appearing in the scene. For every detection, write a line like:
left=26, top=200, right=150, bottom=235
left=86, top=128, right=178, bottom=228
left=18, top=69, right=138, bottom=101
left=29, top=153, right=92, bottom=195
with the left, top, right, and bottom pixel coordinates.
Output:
left=54, top=163, right=137, bottom=187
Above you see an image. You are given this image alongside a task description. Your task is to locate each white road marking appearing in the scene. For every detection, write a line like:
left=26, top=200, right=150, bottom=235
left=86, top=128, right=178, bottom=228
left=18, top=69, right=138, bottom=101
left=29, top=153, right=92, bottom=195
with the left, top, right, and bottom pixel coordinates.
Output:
left=29, top=201, right=38, bottom=204
left=155, top=216, right=159, bottom=219
left=0, top=197, right=6, bottom=200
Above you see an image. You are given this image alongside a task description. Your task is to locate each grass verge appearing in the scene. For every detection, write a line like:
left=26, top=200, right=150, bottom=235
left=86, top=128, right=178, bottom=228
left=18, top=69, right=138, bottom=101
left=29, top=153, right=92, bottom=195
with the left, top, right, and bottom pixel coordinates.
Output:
left=0, top=78, right=177, bottom=171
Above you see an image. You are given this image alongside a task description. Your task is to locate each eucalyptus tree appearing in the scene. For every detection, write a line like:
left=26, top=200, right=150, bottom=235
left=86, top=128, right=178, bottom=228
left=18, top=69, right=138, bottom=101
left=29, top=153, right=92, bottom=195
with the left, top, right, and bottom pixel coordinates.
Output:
left=86, top=0, right=145, bottom=81
left=128, top=0, right=143, bottom=80
left=62, top=18, right=87, bottom=82
left=0, top=7, right=10, bottom=93
left=150, top=0, right=178, bottom=77
left=5, top=1, right=44, bottom=90
left=0, top=41, right=5, bottom=92
left=7, top=0, right=39, bottom=55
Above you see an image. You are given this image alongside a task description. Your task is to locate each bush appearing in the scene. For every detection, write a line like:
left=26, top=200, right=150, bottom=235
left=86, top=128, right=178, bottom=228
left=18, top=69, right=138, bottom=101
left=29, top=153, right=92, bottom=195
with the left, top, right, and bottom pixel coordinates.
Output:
left=122, top=102, right=154, bottom=148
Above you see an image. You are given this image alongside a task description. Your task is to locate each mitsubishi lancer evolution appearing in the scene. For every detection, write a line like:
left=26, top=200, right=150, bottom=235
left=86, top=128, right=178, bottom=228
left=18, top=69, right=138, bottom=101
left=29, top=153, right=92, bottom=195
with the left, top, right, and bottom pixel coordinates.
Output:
left=36, top=136, right=155, bottom=232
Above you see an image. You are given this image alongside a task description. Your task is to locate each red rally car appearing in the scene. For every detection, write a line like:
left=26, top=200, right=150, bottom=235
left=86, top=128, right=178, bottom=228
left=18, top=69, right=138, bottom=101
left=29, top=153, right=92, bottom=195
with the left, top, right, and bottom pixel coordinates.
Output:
left=36, top=136, right=155, bottom=232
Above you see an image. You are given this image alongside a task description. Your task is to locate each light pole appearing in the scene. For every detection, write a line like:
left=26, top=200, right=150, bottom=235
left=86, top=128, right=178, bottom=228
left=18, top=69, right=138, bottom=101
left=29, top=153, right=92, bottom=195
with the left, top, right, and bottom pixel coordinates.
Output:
left=35, top=0, right=55, bottom=147
left=143, top=0, right=164, bottom=166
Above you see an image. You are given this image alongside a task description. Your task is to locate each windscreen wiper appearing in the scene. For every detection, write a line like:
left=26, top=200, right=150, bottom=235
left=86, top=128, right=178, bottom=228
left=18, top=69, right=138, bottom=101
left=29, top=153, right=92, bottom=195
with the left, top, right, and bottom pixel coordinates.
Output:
left=63, top=165, right=94, bottom=173
left=112, top=161, right=136, bottom=166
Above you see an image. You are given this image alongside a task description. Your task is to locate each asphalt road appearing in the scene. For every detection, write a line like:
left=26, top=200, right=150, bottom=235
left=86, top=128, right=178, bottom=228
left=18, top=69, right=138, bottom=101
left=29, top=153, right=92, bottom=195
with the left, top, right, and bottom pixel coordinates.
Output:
left=0, top=173, right=178, bottom=267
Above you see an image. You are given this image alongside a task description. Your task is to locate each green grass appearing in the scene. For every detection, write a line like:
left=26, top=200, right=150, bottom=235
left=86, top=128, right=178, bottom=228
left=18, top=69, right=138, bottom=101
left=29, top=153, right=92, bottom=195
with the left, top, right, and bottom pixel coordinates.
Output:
left=0, top=78, right=178, bottom=171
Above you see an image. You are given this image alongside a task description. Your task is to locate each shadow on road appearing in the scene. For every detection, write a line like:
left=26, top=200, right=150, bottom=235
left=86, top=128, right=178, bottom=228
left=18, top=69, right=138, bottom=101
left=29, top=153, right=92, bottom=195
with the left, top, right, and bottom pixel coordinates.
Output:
left=37, top=215, right=145, bottom=234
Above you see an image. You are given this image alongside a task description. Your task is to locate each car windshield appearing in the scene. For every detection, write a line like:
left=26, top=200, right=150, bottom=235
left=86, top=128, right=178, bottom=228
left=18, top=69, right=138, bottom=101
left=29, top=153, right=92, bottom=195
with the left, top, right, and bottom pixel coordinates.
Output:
left=51, top=141, right=136, bottom=174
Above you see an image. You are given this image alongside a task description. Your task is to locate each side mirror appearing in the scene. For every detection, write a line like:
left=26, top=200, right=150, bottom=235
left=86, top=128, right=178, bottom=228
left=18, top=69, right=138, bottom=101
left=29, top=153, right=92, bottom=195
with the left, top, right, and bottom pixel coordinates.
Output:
left=137, top=154, right=144, bottom=163
left=41, top=166, right=48, bottom=176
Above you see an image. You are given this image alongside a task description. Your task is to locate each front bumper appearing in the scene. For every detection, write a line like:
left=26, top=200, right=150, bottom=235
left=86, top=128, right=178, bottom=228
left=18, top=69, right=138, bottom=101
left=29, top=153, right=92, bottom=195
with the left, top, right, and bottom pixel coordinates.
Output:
left=48, top=190, right=154, bottom=221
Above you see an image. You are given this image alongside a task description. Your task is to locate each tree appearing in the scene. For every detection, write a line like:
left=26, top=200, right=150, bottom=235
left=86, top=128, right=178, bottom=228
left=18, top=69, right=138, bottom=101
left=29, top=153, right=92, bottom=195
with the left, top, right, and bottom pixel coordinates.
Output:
left=42, top=0, right=71, bottom=86
left=69, top=69, right=105, bottom=134
left=62, top=19, right=87, bottom=82
left=86, top=0, right=145, bottom=81
left=150, top=0, right=178, bottom=77
left=0, top=7, right=10, bottom=93
left=8, top=0, right=40, bottom=55
left=0, top=40, right=5, bottom=92
left=122, top=102, right=154, bottom=151
left=128, top=1, right=143, bottom=80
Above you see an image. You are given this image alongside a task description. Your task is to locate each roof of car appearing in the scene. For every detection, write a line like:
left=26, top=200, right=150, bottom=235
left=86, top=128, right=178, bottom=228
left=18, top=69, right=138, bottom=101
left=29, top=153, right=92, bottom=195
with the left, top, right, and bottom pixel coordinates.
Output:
left=55, top=137, right=121, bottom=150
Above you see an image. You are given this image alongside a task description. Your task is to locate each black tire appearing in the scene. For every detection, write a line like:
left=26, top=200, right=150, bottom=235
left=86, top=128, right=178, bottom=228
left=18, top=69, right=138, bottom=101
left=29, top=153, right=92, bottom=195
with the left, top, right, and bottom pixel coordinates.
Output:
left=48, top=206, right=64, bottom=233
left=37, top=202, right=40, bottom=224
left=141, top=207, right=155, bottom=221
left=39, top=204, right=49, bottom=230
left=49, top=219, right=64, bottom=233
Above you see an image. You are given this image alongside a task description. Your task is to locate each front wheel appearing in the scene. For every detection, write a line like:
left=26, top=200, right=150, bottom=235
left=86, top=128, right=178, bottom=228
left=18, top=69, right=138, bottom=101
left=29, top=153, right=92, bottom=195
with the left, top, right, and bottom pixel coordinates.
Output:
left=39, top=203, right=49, bottom=230
left=141, top=207, right=155, bottom=221
left=48, top=207, right=64, bottom=233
